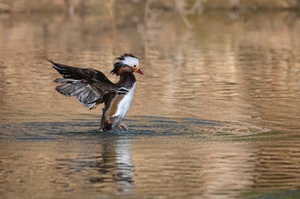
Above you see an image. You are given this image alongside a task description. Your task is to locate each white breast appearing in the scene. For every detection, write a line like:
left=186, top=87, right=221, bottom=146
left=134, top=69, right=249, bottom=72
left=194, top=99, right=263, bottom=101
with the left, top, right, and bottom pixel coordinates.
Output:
left=112, top=83, right=136, bottom=127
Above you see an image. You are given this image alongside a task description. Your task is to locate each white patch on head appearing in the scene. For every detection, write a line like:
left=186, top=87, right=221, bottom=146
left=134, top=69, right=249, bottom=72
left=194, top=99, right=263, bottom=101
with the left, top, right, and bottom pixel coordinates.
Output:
left=118, top=56, right=139, bottom=67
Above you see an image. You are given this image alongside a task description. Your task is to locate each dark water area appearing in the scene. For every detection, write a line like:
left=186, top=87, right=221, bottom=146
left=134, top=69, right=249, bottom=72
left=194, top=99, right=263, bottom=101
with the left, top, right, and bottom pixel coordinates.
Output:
left=0, top=3, right=300, bottom=199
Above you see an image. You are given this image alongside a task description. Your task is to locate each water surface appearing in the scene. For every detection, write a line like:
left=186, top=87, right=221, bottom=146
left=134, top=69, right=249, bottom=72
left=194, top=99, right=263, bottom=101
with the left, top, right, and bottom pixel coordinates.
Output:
left=0, top=5, right=300, bottom=199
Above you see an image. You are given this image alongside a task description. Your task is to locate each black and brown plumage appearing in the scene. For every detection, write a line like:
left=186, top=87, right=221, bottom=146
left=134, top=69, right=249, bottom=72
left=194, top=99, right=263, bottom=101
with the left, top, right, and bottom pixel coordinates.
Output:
left=49, top=53, right=143, bottom=131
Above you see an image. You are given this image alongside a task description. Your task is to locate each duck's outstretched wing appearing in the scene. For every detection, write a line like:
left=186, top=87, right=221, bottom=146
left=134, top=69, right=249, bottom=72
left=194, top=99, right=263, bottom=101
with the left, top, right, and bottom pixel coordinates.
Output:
left=49, top=59, right=118, bottom=109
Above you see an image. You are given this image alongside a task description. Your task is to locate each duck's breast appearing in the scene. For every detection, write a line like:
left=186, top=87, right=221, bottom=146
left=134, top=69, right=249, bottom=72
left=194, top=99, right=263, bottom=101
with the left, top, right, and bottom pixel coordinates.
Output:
left=105, top=83, right=136, bottom=126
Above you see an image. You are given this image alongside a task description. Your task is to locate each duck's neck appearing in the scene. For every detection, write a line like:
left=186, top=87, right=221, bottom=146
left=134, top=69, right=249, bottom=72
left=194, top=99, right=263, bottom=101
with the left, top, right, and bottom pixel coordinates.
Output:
left=117, top=73, right=136, bottom=89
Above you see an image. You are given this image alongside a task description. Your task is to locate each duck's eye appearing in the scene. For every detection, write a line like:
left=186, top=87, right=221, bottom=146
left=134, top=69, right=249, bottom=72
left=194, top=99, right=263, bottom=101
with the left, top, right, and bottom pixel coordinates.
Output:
left=133, top=65, right=136, bottom=68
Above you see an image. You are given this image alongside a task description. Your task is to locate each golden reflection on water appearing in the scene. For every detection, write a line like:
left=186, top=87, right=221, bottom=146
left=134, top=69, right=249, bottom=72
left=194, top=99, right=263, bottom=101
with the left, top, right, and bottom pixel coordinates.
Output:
left=0, top=2, right=300, bottom=198
left=1, top=127, right=300, bottom=198
left=0, top=10, right=299, bottom=131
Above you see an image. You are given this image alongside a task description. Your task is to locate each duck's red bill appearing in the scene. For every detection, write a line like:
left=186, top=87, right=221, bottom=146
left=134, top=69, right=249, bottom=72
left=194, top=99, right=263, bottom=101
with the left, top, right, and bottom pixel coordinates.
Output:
left=136, top=69, right=144, bottom=75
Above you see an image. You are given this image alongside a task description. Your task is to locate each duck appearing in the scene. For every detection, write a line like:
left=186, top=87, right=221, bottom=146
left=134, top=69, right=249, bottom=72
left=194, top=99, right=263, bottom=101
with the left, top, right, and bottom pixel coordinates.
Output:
left=49, top=53, right=143, bottom=131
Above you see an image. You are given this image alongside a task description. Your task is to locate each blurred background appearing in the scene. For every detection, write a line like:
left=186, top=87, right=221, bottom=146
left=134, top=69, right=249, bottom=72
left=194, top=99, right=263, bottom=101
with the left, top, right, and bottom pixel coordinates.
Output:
left=0, top=0, right=299, bottom=130
left=0, top=1, right=300, bottom=199
left=1, top=0, right=300, bottom=13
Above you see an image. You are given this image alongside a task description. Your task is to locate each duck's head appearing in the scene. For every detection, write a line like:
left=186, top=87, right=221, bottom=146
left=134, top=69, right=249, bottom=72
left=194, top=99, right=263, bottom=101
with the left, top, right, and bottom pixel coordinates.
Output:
left=111, top=53, right=143, bottom=76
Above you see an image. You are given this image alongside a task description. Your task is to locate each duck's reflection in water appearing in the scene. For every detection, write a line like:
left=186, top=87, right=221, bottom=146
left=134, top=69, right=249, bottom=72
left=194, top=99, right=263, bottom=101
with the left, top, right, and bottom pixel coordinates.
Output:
left=53, top=135, right=135, bottom=195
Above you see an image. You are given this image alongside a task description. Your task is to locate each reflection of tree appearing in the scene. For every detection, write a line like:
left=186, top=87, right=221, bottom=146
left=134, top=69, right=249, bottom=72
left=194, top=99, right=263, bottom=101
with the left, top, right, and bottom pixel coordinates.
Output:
left=144, top=0, right=205, bottom=29
left=132, top=137, right=257, bottom=197
left=175, top=0, right=205, bottom=28
left=253, top=142, right=300, bottom=190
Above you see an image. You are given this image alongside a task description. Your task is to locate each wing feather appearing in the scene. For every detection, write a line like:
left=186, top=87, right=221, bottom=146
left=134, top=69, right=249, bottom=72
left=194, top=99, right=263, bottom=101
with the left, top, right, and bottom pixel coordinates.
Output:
left=49, top=59, right=118, bottom=109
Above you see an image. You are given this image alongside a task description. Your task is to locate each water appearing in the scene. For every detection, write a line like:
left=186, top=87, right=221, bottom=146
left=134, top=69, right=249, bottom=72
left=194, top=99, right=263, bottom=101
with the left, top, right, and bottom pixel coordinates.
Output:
left=0, top=5, right=300, bottom=199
